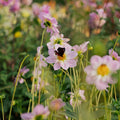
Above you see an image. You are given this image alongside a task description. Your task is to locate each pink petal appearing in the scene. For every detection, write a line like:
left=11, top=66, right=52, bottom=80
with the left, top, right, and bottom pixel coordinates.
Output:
left=21, top=113, right=34, bottom=120
left=54, top=62, right=61, bottom=70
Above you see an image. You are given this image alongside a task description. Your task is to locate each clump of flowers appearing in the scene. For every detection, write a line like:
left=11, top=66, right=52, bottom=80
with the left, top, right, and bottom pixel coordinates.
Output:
left=50, top=98, right=65, bottom=111
left=89, top=8, right=107, bottom=29
left=85, top=55, right=120, bottom=90
left=0, top=0, right=12, bottom=6
left=21, top=104, right=50, bottom=120
left=15, top=66, right=29, bottom=84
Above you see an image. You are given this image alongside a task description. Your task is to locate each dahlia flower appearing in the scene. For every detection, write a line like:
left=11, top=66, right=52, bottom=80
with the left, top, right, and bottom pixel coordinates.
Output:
left=21, top=104, right=50, bottom=120
left=40, top=14, right=59, bottom=35
left=21, top=0, right=32, bottom=6
left=10, top=0, right=20, bottom=13
left=0, top=0, right=12, bottom=6
left=50, top=98, right=65, bottom=111
left=15, top=66, right=29, bottom=84
left=85, top=55, right=120, bottom=90
left=46, top=44, right=78, bottom=70
left=109, top=49, right=120, bottom=62
left=47, top=34, right=70, bottom=49
left=73, top=41, right=89, bottom=55
left=89, top=8, right=107, bottom=28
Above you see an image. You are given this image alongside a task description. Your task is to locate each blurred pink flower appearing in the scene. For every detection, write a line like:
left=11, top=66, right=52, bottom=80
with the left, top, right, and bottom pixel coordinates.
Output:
left=10, top=0, right=20, bottom=13
left=73, top=41, right=89, bottom=55
left=104, top=2, right=113, bottom=17
left=32, top=3, right=40, bottom=16
left=0, top=0, right=12, bottom=6
left=15, top=66, right=29, bottom=84
left=109, top=49, right=120, bottom=62
left=37, top=46, right=47, bottom=68
left=50, top=98, right=65, bottom=111
left=47, top=34, right=70, bottom=49
left=21, top=104, right=50, bottom=120
left=21, top=0, right=32, bottom=6
left=46, top=44, right=78, bottom=70
left=85, top=55, right=120, bottom=90
left=70, top=89, right=86, bottom=106
left=89, top=8, right=107, bottom=29
left=117, top=0, right=120, bottom=7
left=82, top=0, right=97, bottom=8
left=40, top=14, right=59, bottom=35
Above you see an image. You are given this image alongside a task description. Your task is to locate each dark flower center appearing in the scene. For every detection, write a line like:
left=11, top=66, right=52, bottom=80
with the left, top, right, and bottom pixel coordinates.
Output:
left=44, top=21, right=51, bottom=27
left=55, top=47, right=65, bottom=57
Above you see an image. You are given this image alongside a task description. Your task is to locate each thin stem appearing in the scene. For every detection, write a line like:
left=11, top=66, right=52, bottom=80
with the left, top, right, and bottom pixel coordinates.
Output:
left=8, top=55, right=29, bottom=120
left=24, top=79, right=30, bottom=92
left=1, top=98, right=4, bottom=120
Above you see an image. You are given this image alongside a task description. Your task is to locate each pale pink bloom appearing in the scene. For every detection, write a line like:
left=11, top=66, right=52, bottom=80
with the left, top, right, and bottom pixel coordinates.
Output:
left=50, top=98, right=65, bottom=111
left=118, top=0, right=120, bottom=7
left=21, top=104, right=50, bottom=120
left=0, top=0, right=12, bottom=6
left=85, top=55, right=120, bottom=90
left=104, top=2, right=113, bottom=17
left=47, top=34, right=70, bottom=49
left=40, top=14, right=59, bottom=35
left=21, top=0, right=32, bottom=6
left=70, top=89, right=86, bottom=106
left=109, top=49, right=120, bottom=62
left=46, top=44, right=78, bottom=70
left=115, top=11, right=120, bottom=20
left=39, top=5, right=50, bottom=20
left=15, top=66, right=29, bottom=84
left=82, top=0, right=97, bottom=8
left=89, top=9, right=106, bottom=28
left=73, top=41, right=89, bottom=55
left=32, top=3, right=40, bottom=16
left=10, top=0, right=20, bottom=13
left=37, top=46, right=47, bottom=68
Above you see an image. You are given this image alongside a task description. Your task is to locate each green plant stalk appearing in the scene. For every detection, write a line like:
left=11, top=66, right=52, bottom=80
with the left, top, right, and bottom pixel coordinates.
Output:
left=8, top=55, right=29, bottom=120
left=103, top=90, right=109, bottom=120
left=1, top=98, right=4, bottom=120
left=24, top=79, right=30, bottom=92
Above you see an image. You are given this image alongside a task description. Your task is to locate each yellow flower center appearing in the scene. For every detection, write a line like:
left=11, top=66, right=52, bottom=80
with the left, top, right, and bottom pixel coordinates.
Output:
left=57, top=54, right=66, bottom=61
left=97, top=64, right=110, bottom=76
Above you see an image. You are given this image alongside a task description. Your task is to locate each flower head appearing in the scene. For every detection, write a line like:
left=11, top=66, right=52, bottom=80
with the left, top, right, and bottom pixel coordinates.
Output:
left=10, top=0, right=20, bottom=13
left=85, top=55, right=120, bottom=90
left=109, top=49, right=120, bottom=62
left=73, top=41, right=89, bottom=55
left=15, top=66, right=29, bottom=84
left=32, top=3, right=40, bottom=16
left=89, top=8, right=106, bottom=29
left=46, top=44, right=78, bottom=70
left=50, top=98, right=65, bottom=111
left=0, top=0, right=12, bottom=6
left=21, top=104, right=50, bottom=120
left=47, top=34, right=70, bottom=49
left=40, top=14, right=59, bottom=35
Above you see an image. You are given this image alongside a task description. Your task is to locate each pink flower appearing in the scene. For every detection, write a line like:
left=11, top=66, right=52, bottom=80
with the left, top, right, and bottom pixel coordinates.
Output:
left=46, top=44, right=78, bottom=70
left=50, top=98, right=65, bottom=111
left=85, top=55, right=120, bottom=90
left=69, top=89, right=86, bottom=106
left=32, top=3, right=40, bottom=16
left=89, top=9, right=106, bottom=29
left=47, top=34, right=70, bottom=49
left=37, top=46, right=47, bottom=68
left=21, top=0, right=32, bottom=6
left=82, top=0, right=97, bottom=8
left=15, top=66, right=29, bottom=84
left=10, top=0, right=20, bottom=13
left=40, top=14, right=59, bottom=35
left=109, top=49, right=120, bottom=62
left=21, top=104, right=50, bottom=120
left=0, top=0, right=12, bottom=6
left=117, top=0, right=120, bottom=7
left=104, top=2, right=113, bottom=17
left=73, top=41, right=89, bottom=55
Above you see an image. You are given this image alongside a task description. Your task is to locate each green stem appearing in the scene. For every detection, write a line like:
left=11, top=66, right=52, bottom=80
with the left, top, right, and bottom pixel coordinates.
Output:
left=1, top=98, right=4, bottom=120
left=8, top=55, right=29, bottom=120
